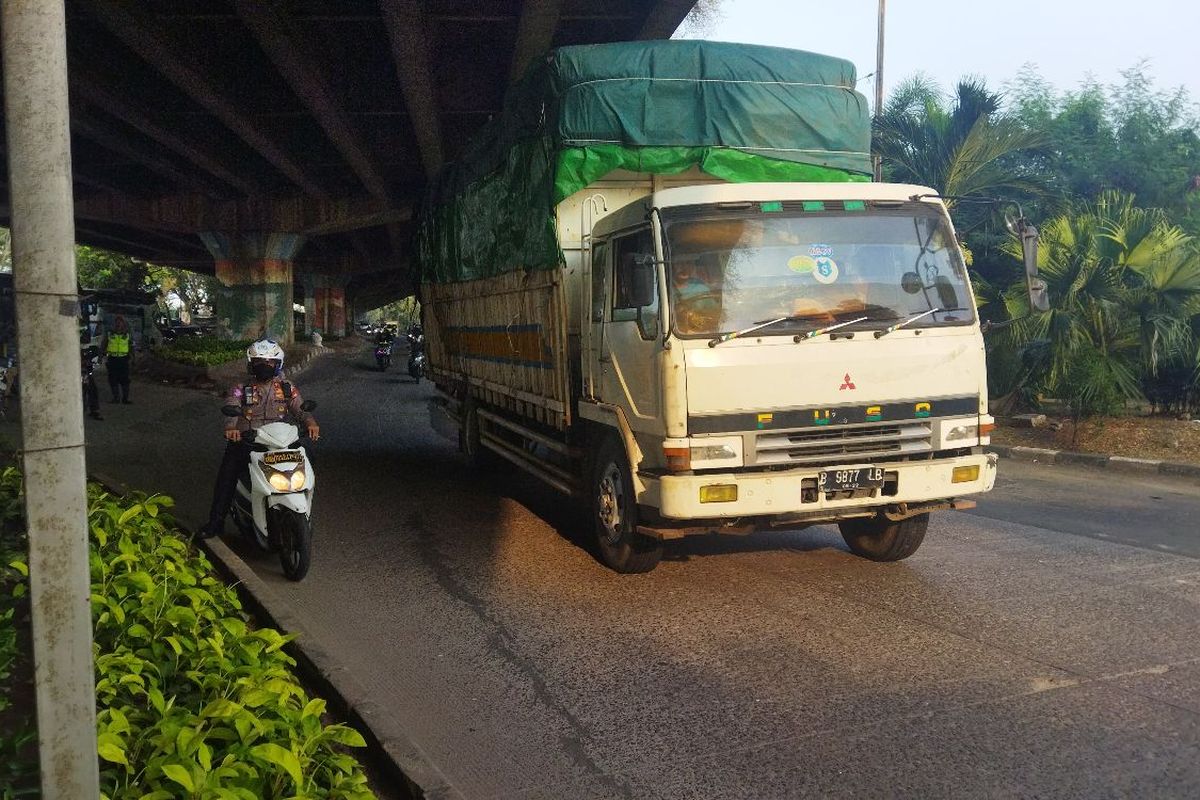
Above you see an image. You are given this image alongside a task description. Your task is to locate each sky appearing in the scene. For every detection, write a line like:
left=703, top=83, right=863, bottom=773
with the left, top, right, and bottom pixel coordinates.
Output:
left=682, top=0, right=1200, bottom=111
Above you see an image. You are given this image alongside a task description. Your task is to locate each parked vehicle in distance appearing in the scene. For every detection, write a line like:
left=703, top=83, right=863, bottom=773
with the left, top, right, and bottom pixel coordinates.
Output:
left=418, top=41, right=1046, bottom=572
left=159, top=324, right=205, bottom=344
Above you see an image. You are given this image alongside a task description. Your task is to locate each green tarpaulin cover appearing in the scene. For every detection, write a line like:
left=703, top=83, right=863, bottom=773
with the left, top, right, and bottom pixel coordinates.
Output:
left=417, top=40, right=872, bottom=284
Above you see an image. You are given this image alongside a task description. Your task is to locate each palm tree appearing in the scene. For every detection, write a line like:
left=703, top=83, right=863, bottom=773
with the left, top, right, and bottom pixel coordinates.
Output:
left=990, top=191, right=1200, bottom=421
left=873, top=77, right=1047, bottom=208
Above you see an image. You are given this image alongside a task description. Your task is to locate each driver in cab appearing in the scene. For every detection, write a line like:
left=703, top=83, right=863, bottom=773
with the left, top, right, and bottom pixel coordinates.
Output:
left=671, top=255, right=721, bottom=334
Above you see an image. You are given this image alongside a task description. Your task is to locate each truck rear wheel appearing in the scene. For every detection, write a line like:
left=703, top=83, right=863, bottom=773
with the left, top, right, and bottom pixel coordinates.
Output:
left=838, top=513, right=928, bottom=562
left=461, top=401, right=499, bottom=470
left=592, top=437, right=663, bottom=574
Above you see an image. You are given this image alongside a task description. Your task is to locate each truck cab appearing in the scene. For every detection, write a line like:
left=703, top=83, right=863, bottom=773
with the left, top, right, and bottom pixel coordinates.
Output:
left=578, top=181, right=997, bottom=561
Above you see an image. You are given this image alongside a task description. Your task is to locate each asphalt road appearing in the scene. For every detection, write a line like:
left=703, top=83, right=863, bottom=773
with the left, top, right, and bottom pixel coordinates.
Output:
left=70, top=346, right=1200, bottom=799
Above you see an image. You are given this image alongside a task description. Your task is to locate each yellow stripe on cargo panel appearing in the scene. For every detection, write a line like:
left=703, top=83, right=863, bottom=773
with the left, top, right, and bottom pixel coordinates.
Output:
left=445, top=325, right=553, bottom=368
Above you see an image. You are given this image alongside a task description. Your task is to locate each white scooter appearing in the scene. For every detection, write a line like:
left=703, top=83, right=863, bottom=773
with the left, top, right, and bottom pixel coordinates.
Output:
left=221, top=402, right=317, bottom=581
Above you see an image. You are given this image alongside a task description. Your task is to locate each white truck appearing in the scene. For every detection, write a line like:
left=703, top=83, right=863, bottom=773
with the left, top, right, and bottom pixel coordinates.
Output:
left=419, top=42, right=1043, bottom=572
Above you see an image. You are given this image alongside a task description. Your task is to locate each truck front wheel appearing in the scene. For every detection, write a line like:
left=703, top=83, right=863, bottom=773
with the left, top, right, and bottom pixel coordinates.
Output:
left=838, top=513, right=929, bottom=562
left=592, top=438, right=663, bottom=574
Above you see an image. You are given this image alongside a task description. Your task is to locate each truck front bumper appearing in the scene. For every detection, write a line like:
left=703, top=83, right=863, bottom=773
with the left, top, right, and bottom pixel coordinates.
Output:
left=643, top=451, right=997, bottom=520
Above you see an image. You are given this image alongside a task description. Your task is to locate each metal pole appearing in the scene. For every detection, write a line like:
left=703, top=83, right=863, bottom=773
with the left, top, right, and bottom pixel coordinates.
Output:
left=873, top=0, right=886, bottom=182
left=1, top=2, right=99, bottom=798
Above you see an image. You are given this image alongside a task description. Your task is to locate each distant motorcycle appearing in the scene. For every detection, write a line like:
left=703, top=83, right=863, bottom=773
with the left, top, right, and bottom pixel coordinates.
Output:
left=406, top=332, right=426, bottom=383
left=374, top=340, right=392, bottom=371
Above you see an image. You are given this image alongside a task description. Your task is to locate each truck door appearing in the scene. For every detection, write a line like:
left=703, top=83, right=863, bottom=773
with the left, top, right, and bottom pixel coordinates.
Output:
left=582, top=240, right=609, bottom=400
left=600, top=228, right=662, bottom=425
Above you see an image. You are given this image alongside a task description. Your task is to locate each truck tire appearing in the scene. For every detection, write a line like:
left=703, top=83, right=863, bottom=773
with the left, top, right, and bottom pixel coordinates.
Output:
left=462, top=401, right=499, bottom=471
left=838, top=513, right=928, bottom=562
left=591, top=437, right=663, bottom=573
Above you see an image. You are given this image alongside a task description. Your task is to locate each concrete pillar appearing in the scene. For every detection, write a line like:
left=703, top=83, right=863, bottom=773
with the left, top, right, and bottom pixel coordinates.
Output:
left=304, top=273, right=349, bottom=339
left=200, top=232, right=305, bottom=344
left=2, top=1, right=100, bottom=796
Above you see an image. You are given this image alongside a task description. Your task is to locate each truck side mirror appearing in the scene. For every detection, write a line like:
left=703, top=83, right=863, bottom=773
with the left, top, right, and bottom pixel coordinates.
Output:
left=1008, top=215, right=1050, bottom=312
left=624, top=254, right=657, bottom=309
left=934, top=275, right=959, bottom=310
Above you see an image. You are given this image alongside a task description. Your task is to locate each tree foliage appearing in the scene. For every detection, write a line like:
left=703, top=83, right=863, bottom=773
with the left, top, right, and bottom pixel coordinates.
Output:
left=879, top=63, right=1200, bottom=418
left=985, top=192, right=1200, bottom=417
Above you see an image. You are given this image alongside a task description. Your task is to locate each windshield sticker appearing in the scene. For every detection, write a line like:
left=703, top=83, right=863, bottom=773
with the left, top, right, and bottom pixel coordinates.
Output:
left=787, top=254, right=816, bottom=273
left=808, top=243, right=833, bottom=257
left=813, top=256, right=839, bottom=284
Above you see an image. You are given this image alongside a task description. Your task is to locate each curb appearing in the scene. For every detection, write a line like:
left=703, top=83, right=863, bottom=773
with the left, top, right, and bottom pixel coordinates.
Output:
left=284, top=345, right=333, bottom=380
left=90, top=472, right=463, bottom=800
left=987, top=444, right=1200, bottom=479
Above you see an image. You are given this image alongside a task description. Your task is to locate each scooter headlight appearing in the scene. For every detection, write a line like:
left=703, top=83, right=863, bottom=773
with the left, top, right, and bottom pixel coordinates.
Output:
left=268, top=472, right=291, bottom=492
left=289, top=470, right=306, bottom=491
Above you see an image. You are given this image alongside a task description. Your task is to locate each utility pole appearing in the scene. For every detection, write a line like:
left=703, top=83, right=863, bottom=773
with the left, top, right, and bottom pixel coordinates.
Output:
left=873, top=0, right=886, bottom=182
left=1, top=1, right=99, bottom=797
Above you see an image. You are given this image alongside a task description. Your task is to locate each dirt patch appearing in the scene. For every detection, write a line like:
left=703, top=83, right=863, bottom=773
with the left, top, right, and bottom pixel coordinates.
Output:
left=993, top=414, right=1200, bottom=465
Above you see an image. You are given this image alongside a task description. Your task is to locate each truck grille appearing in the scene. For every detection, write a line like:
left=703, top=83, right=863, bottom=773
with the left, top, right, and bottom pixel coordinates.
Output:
left=752, top=420, right=933, bottom=467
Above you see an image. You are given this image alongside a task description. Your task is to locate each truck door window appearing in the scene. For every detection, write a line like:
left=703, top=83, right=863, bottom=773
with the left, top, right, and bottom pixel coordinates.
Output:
left=591, top=242, right=609, bottom=323
left=612, top=229, right=659, bottom=341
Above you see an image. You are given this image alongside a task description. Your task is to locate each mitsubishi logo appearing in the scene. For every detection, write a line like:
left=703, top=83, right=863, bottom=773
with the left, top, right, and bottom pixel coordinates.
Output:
left=839, top=373, right=856, bottom=390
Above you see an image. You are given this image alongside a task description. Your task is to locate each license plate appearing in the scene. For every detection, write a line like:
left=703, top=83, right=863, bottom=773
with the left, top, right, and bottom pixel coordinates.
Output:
left=818, top=466, right=884, bottom=493
left=263, top=450, right=302, bottom=465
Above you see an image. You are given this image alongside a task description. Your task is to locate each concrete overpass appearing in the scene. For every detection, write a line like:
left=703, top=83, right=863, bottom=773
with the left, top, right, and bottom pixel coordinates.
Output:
left=2, top=0, right=696, bottom=340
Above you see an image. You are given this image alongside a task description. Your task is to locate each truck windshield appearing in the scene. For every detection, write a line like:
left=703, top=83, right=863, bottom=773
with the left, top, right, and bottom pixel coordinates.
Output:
left=662, top=206, right=975, bottom=337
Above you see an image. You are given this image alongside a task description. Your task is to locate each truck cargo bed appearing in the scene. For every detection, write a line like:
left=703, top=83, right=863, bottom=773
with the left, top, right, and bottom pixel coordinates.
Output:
left=422, top=270, right=572, bottom=430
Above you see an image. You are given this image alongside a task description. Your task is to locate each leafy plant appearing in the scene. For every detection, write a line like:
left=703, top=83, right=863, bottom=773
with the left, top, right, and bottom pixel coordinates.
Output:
left=985, top=191, right=1200, bottom=416
left=0, top=467, right=376, bottom=799
left=152, top=339, right=252, bottom=368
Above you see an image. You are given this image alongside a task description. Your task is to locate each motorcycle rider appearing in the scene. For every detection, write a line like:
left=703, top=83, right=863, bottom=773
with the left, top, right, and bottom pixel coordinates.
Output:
left=197, top=339, right=320, bottom=539
left=374, top=326, right=395, bottom=346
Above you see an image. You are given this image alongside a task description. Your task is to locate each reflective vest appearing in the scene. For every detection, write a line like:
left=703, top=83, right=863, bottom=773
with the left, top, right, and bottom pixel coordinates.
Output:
left=106, top=333, right=130, bottom=357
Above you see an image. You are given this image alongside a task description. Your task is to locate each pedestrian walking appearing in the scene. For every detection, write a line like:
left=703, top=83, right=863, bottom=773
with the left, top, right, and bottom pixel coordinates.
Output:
left=101, top=314, right=134, bottom=404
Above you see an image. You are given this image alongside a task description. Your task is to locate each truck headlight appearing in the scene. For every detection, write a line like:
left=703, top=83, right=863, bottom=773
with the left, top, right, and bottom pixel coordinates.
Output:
left=687, top=436, right=744, bottom=469
left=691, top=444, right=737, bottom=461
left=935, top=417, right=982, bottom=449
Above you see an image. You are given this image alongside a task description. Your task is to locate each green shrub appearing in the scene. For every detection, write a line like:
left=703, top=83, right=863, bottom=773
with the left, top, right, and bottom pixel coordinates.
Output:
left=0, top=469, right=375, bottom=799
left=0, top=467, right=38, bottom=798
left=153, top=339, right=252, bottom=368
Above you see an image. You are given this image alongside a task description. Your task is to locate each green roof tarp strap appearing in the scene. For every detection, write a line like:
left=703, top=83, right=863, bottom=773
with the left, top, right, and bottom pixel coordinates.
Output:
left=553, top=146, right=869, bottom=205
left=418, top=40, right=873, bottom=284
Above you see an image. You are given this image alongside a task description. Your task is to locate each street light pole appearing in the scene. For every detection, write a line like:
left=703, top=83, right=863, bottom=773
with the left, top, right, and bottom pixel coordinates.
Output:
left=1, top=1, right=99, bottom=797
left=873, top=0, right=886, bottom=182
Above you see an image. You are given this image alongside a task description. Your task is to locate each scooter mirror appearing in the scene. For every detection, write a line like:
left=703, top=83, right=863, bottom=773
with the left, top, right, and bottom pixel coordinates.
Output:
left=221, top=405, right=242, bottom=417
left=300, top=400, right=317, bottom=412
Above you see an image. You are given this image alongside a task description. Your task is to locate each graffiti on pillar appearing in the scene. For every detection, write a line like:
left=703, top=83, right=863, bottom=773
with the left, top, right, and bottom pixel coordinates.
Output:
left=213, top=258, right=295, bottom=343
left=313, top=287, right=347, bottom=336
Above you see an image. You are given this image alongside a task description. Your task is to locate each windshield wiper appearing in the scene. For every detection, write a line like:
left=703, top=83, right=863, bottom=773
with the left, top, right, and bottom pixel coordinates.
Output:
left=793, top=316, right=869, bottom=343
left=708, top=316, right=792, bottom=347
left=873, top=307, right=964, bottom=338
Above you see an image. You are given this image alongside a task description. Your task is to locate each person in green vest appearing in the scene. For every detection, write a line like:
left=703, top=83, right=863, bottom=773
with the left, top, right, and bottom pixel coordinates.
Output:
left=101, top=314, right=134, bottom=404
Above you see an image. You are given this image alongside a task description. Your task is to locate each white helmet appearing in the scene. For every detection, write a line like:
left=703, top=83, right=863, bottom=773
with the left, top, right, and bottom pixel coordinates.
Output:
left=246, top=339, right=285, bottom=372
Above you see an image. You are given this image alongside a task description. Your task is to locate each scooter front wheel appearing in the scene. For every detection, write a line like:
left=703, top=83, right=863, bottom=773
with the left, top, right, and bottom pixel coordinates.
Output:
left=275, top=508, right=312, bottom=581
